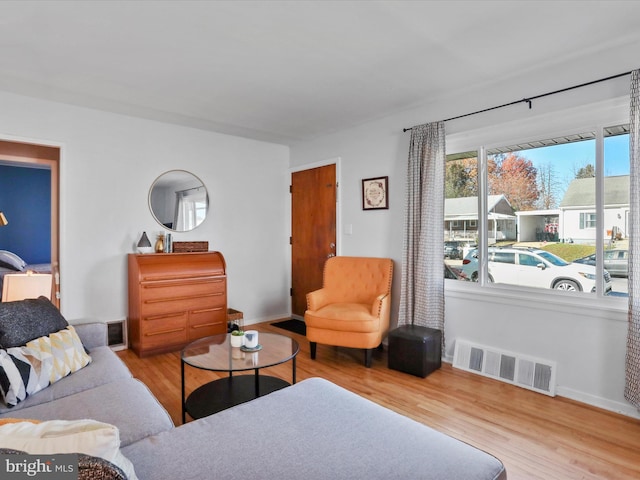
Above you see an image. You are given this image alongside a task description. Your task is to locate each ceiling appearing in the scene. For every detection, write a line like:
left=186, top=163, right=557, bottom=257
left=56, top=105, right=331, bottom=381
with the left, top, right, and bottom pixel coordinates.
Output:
left=2, top=1, right=640, bottom=145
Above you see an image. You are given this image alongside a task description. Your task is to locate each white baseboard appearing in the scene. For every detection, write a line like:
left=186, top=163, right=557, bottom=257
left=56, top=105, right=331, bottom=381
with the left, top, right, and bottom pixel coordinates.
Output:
left=445, top=354, right=639, bottom=419
left=241, top=313, right=294, bottom=327
left=556, top=386, right=640, bottom=419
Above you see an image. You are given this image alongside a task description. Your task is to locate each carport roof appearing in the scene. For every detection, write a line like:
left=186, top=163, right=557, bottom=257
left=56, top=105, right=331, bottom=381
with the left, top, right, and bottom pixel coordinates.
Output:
left=446, top=213, right=515, bottom=221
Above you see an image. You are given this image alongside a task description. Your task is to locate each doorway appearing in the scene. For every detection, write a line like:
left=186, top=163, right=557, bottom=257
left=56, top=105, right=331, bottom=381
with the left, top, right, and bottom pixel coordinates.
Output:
left=0, top=139, right=60, bottom=306
left=290, top=163, right=337, bottom=318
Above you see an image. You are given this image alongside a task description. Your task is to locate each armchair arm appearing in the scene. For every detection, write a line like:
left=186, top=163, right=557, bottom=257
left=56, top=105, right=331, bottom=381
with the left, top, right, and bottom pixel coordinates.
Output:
left=307, top=288, right=333, bottom=311
left=371, top=293, right=389, bottom=317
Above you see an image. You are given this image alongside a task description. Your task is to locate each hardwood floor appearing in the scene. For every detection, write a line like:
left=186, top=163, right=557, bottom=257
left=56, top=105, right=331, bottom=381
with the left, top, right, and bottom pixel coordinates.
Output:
left=117, top=321, right=640, bottom=480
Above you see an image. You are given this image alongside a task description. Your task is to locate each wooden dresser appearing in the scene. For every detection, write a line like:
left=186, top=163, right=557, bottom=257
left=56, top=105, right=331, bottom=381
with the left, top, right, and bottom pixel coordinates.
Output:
left=127, top=251, right=227, bottom=357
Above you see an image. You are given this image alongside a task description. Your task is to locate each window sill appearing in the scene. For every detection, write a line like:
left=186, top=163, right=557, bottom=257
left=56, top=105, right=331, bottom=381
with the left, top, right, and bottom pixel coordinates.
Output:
left=445, top=278, right=628, bottom=321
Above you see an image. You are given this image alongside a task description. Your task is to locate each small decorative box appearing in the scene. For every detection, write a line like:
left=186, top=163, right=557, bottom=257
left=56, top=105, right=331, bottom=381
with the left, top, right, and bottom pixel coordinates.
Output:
left=172, top=241, right=209, bottom=253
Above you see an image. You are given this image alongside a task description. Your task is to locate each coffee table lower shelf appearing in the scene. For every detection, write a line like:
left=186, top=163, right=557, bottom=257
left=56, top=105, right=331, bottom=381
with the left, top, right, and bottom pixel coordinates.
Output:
left=185, top=375, right=290, bottom=419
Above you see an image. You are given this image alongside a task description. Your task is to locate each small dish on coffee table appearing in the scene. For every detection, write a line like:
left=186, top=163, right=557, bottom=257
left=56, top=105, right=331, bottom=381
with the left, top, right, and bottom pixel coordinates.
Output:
left=241, top=344, right=262, bottom=352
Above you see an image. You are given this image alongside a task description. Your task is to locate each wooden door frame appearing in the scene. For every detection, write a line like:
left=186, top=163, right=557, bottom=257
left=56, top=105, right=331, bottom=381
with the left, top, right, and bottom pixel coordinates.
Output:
left=0, top=135, right=62, bottom=307
left=289, top=157, right=341, bottom=319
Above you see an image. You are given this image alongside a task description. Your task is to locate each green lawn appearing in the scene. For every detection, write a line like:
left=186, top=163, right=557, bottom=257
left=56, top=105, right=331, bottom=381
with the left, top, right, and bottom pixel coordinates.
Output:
left=488, top=240, right=616, bottom=262
left=541, top=243, right=595, bottom=262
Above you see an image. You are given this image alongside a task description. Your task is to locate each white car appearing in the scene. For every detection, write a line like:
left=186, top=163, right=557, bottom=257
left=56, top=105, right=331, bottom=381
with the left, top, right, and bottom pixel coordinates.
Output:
left=461, top=247, right=612, bottom=293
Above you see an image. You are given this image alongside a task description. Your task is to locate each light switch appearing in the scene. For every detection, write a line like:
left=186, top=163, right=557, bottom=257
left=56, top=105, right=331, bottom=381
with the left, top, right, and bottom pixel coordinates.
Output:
left=344, top=224, right=353, bottom=235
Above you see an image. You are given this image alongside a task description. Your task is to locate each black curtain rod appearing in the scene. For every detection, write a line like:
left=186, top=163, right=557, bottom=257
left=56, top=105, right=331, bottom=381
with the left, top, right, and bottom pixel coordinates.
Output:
left=176, top=185, right=204, bottom=194
left=402, top=70, right=633, bottom=132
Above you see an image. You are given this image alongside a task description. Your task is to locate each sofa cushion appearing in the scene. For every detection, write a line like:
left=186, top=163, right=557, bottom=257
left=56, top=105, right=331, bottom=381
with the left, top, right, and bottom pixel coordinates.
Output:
left=123, top=377, right=506, bottom=480
left=72, top=322, right=108, bottom=350
left=0, top=296, right=68, bottom=348
left=0, top=419, right=138, bottom=480
left=3, top=378, right=174, bottom=447
left=0, top=346, right=131, bottom=415
left=0, top=326, right=91, bottom=407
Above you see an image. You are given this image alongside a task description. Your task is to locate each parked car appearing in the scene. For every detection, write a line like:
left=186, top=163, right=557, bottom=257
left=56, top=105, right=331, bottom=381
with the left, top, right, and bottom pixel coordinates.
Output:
left=574, top=249, right=628, bottom=277
left=461, top=249, right=479, bottom=280
left=444, top=241, right=463, bottom=260
left=444, top=263, right=469, bottom=281
left=461, top=247, right=612, bottom=293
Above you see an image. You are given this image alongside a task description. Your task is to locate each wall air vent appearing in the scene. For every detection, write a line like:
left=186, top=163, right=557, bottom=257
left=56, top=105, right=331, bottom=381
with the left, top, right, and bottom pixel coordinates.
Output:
left=453, top=339, right=556, bottom=396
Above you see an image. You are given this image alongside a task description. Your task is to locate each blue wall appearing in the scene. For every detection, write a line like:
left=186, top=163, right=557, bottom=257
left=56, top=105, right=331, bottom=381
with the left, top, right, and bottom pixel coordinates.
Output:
left=0, top=165, right=51, bottom=264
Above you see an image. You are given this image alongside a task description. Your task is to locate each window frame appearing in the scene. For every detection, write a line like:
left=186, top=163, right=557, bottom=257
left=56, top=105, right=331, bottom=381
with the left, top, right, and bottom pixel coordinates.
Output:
left=444, top=95, right=629, bottom=314
left=579, top=212, right=597, bottom=229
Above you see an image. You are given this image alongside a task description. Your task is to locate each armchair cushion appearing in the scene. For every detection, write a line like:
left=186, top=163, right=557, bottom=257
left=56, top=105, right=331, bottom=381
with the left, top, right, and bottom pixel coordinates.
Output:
left=306, top=302, right=386, bottom=332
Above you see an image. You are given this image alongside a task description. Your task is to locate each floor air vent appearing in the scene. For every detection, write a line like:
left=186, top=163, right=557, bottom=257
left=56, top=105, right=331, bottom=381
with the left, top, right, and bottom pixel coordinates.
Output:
left=453, top=340, right=556, bottom=396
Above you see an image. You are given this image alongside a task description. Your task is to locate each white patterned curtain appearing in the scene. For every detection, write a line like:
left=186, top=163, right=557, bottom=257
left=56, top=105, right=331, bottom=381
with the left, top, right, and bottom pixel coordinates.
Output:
left=174, top=187, right=207, bottom=231
left=398, top=122, right=446, bottom=334
left=625, top=70, right=640, bottom=408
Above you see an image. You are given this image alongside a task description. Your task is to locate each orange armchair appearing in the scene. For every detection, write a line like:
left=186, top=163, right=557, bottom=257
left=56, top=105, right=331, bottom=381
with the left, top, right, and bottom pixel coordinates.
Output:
left=304, top=256, right=393, bottom=367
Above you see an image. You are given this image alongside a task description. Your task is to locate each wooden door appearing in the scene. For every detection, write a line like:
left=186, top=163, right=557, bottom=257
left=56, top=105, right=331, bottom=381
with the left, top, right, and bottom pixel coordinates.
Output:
left=291, top=164, right=336, bottom=317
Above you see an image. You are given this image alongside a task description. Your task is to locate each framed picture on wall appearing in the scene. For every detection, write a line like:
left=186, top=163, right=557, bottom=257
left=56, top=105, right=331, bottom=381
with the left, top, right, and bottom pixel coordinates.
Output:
left=362, top=176, right=389, bottom=210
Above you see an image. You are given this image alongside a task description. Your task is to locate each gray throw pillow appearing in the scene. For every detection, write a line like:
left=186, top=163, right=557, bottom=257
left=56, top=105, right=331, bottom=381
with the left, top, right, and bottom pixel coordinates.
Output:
left=0, top=297, right=68, bottom=348
left=0, top=250, right=26, bottom=271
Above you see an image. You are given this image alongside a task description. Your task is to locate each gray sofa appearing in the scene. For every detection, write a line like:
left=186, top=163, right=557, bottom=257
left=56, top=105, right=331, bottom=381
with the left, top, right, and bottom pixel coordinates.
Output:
left=1, top=322, right=507, bottom=479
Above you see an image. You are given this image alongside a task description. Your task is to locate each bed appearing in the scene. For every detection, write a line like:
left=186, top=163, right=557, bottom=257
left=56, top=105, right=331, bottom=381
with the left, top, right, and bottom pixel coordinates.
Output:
left=0, top=250, right=51, bottom=301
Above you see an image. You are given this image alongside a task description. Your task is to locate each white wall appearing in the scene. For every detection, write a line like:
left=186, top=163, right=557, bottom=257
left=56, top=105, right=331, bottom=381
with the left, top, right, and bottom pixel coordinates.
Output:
left=290, top=74, right=638, bottom=418
left=2, top=69, right=637, bottom=417
left=561, top=207, right=628, bottom=244
left=0, top=91, right=291, bottom=326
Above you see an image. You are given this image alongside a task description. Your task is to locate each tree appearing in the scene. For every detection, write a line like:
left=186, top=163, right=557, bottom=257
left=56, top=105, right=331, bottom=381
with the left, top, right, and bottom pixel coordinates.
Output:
left=445, top=157, right=478, bottom=198
left=536, top=163, right=561, bottom=209
left=488, top=153, right=539, bottom=211
left=445, top=153, right=540, bottom=211
left=575, top=163, right=595, bottom=178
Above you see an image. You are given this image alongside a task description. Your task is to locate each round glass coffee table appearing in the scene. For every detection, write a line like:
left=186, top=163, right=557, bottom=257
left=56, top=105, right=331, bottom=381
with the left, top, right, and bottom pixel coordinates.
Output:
left=181, top=332, right=299, bottom=422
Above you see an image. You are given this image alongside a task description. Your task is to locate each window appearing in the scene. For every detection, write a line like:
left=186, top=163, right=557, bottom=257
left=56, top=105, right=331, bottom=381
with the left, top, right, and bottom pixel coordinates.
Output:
left=445, top=123, right=629, bottom=299
left=175, top=188, right=208, bottom=231
left=603, top=125, right=630, bottom=290
left=518, top=253, right=539, bottom=267
left=492, top=252, right=515, bottom=264
left=580, top=213, right=597, bottom=229
left=444, top=151, right=479, bottom=281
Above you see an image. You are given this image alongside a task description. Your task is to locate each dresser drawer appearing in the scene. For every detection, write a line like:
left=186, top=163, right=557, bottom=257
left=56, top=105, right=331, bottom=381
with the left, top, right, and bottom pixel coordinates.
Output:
left=141, top=277, right=225, bottom=301
left=188, top=306, right=227, bottom=340
left=140, top=282, right=225, bottom=316
left=141, top=312, right=188, bottom=349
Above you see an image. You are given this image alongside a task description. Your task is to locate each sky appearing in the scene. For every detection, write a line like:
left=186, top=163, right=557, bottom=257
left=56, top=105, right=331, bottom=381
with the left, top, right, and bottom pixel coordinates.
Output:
left=509, top=133, right=630, bottom=200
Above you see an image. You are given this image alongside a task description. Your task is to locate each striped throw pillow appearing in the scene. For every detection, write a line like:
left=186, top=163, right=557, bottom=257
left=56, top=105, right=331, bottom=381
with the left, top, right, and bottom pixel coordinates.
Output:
left=0, top=326, right=91, bottom=407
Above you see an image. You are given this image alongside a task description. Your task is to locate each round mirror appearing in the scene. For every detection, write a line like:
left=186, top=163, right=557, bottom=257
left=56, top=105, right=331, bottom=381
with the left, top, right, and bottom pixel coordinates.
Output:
left=149, top=170, right=209, bottom=232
